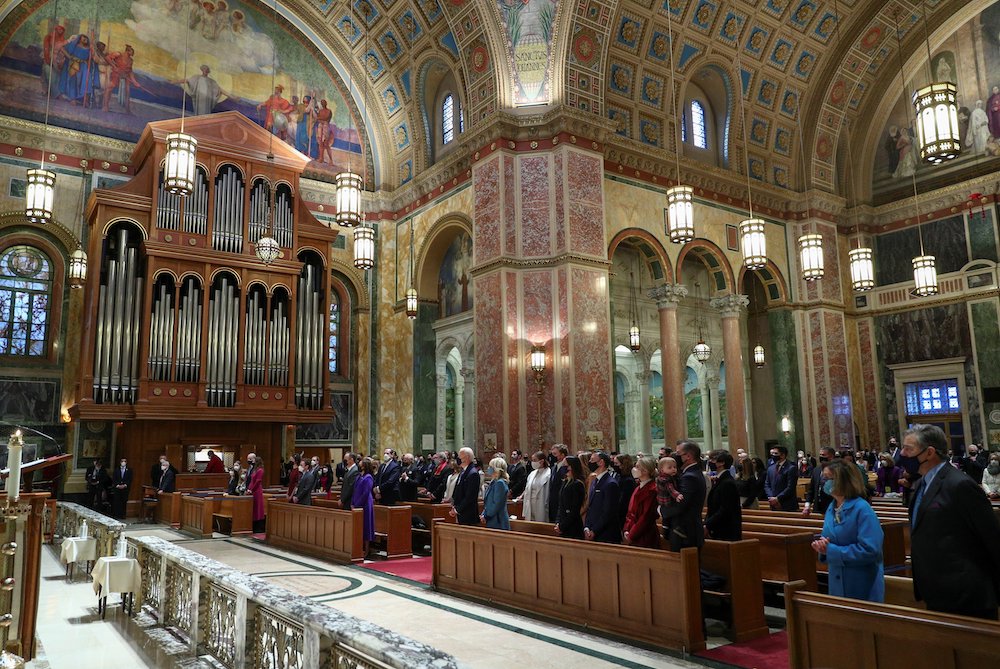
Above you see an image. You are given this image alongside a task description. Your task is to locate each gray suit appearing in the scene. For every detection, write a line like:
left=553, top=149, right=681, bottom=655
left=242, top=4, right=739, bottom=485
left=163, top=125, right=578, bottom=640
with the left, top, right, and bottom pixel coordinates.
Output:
left=295, top=467, right=317, bottom=506
left=341, top=464, right=359, bottom=509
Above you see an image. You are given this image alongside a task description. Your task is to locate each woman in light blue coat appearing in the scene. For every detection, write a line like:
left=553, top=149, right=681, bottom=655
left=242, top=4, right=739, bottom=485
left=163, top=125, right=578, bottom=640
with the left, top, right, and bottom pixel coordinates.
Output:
left=481, top=457, right=511, bottom=530
left=811, top=459, right=885, bottom=602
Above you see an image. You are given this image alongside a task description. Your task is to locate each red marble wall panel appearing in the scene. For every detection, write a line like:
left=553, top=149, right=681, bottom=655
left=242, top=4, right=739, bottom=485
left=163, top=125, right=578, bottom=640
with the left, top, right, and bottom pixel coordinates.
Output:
left=505, top=271, right=521, bottom=450
left=474, top=272, right=504, bottom=449
left=824, top=311, right=854, bottom=449
left=522, top=270, right=555, bottom=446
left=503, top=155, right=516, bottom=257
left=857, top=319, right=882, bottom=450
left=558, top=267, right=571, bottom=445
left=520, top=155, right=552, bottom=258
left=474, top=156, right=501, bottom=263
left=818, top=223, right=843, bottom=304
left=554, top=153, right=565, bottom=255
left=809, top=311, right=831, bottom=446
left=565, top=150, right=605, bottom=258
left=570, top=266, right=613, bottom=446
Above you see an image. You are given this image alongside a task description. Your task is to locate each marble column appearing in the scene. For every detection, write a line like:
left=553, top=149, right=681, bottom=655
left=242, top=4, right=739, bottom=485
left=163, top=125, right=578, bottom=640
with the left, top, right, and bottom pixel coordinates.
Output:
left=636, top=369, right=653, bottom=453
left=700, top=383, right=713, bottom=451
left=454, top=382, right=465, bottom=449
left=435, top=373, right=447, bottom=451
left=711, top=294, right=750, bottom=454
left=461, top=368, right=476, bottom=451
left=708, top=373, right=723, bottom=450
left=624, top=388, right=641, bottom=453
left=648, top=284, right=688, bottom=447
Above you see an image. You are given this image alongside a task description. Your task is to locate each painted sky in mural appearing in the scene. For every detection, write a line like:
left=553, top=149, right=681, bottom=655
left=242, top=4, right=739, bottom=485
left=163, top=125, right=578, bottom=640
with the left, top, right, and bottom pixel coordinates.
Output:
left=497, top=0, right=557, bottom=105
left=873, top=1, right=1000, bottom=198
left=0, top=0, right=362, bottom=176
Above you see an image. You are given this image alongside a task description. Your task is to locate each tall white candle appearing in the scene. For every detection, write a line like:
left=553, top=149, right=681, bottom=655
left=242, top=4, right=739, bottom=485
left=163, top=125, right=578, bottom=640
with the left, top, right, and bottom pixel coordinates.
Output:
left=6, top=431, right=21, bottom=501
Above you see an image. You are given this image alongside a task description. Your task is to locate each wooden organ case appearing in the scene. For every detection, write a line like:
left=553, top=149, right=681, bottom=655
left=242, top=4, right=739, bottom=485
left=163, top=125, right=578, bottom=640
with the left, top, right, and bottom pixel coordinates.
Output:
left=72, top=113, right=336, bottom=426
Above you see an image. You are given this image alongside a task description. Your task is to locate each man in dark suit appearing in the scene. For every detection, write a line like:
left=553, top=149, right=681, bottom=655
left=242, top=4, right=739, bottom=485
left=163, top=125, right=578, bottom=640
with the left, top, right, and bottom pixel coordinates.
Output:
left=449, top=447, right=480, bottom=525
left=157, top=460, right=176, bottom=494
left=374, top=448, right=402, bottom=505
left=584, top=452, right=621, bottom=543
left=663, top=441, right=708, bottom=551
left=398, top=453, right=422, bottom=502
left=86, top=459, right=111, bottom=511
left=547, top=444, right=568, bottom=522
left=764, top=445, right=798, bottom=511
left=111, top=457, right=133, bottom=519
left=904, top=424, right=1000, bottom=620
left=340, top=453, right=359, bottom=510
left=293, top=458, right=318, bottom=506
left=508, top=450, right=527, bottom=499
left=704, top=449, right=741, bottom=541
left=803, top=447, right=836, bottom=517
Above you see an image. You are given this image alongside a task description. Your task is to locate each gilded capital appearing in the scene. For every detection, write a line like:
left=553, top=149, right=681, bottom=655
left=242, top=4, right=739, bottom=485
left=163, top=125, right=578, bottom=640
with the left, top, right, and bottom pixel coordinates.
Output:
left=709, top=293, right=749, bottom=317
left=647, top=283, right=688, bottom=309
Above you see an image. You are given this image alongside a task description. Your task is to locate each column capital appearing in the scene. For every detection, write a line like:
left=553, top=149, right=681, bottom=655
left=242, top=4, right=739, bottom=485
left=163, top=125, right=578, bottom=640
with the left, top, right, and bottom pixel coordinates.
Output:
left=710, top=293, right=749, bottom=317
left=436, top=374, right=448, bottom=389
left=647, top=283, right=688, bottom=309
left=460, top=368, right=475, bottom=382
left=635, top=369, right=653, bottom=384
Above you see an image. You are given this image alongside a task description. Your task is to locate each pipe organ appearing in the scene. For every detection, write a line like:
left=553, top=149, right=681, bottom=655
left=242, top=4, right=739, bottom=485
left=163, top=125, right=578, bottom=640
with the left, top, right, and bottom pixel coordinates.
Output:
left=73, top=113, right=338, bottom=424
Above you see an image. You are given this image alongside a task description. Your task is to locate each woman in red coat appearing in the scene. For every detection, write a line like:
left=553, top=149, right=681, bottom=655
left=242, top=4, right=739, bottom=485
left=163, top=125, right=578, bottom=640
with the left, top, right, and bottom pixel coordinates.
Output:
left=622, top=455, right=660, bottom=548
left=246, top=453, right=266, bottom=533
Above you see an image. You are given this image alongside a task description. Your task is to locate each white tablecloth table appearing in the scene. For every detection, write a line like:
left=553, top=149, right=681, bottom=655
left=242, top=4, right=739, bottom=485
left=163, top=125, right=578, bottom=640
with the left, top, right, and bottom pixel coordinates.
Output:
left=91, top=556, right=141, bottom=618
left=60, top=537, right=97, bottom=580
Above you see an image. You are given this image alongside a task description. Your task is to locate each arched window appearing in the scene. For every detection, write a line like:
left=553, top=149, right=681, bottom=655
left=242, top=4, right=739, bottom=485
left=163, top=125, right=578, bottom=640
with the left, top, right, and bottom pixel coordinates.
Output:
left=442, top=94, right=455, bottom=145
left=328, top=292, right=340, bottom=376
left=0, top=245, right=53, bottom=356
left=690, top=100, right=707, bottom=149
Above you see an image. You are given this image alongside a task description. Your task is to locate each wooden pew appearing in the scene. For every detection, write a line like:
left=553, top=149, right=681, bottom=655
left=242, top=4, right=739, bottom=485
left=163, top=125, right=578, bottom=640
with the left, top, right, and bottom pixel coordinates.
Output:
left=700, top=539, right=768, bottom=643
left=155, top=491, right=183, bottom=528
left=742, top=530, right=818, bottom=592
left=175, top=472, right=232, bottom=490
left=785, top=580, right=1000, bottom=669
left=477, top=498, right=523, bottom=520
left=180, top=495, right=216, bottom=538
left=213, top=496, right=253, bottom=535
left=409, top=502, right=454, bottom=552
left=433, top=523, right=705, bottom=653
left=313, top=499, right=413, bottom=559
left=884, top=575, right=924, bottom=609
left=266, top=500, right=364, bottom=564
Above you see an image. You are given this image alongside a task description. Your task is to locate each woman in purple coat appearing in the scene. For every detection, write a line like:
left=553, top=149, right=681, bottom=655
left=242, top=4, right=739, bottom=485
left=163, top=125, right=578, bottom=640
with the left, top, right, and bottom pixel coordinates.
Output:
left=351, top=457, right=376, bottom=555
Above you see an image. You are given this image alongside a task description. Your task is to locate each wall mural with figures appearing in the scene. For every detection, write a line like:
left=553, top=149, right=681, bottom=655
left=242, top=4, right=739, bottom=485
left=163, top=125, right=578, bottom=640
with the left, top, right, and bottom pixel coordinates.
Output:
left=0, top=0, right=363, bottom=179
left=872, top=1, right=1000, bottom=200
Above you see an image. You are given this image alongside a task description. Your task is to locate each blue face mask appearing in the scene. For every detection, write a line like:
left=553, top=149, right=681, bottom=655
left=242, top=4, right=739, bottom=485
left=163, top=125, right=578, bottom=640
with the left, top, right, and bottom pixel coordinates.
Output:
left=486, top=467, right=496, bottom=476
left=822, top=479, right=834, bottom=496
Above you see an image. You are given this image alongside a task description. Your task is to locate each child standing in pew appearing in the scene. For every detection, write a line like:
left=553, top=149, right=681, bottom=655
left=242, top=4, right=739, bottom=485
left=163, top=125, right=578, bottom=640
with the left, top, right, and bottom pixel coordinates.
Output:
left=656, top=457, right=684, bottom=546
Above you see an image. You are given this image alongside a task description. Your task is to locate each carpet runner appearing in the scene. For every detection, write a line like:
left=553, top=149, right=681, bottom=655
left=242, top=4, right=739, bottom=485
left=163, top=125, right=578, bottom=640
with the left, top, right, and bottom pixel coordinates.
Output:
left=361, top=556, right=434, bottom=585
left=695, top=631, right=788, bottom=669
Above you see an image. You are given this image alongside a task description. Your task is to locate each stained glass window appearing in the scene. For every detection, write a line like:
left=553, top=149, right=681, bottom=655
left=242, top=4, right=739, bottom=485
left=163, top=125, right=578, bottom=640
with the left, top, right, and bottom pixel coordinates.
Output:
left=0, top=245, right=52, bottom=357
left=328, top=295, right=340, bottom=376
left=691, top=100, right=707, bottom=149
left=442, top=94, right=455, bottom=145
left=904, top=379, right=960, bottom=416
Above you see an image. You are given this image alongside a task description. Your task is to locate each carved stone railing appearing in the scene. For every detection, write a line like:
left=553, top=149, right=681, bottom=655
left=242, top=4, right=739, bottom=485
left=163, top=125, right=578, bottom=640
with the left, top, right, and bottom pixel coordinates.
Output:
left=129, top=536, right=461, bottom=669
left=55, top=502, right=126, bottom=557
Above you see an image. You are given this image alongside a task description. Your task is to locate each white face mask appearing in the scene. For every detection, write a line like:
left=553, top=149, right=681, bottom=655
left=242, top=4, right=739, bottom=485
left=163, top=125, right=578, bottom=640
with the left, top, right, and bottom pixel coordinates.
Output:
left=383, top=453, right=392, bottom=462
left=631, top=467, right=641, bottom=479
left=531, top=460, right=543, bottom=470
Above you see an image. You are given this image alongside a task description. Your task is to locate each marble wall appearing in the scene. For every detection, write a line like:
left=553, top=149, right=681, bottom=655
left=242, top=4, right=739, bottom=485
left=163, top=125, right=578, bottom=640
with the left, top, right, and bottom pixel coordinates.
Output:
left=971, top=300, right=1000, bottom=450
left=874, top=215, right=970, bottom=286
left=767, top=308, right=803, bottom=452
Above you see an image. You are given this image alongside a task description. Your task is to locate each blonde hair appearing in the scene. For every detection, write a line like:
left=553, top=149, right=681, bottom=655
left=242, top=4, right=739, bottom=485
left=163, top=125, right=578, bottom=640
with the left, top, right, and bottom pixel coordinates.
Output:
left=635, top=455, right=657, bottom=479
left=488, top=457, right=509, bottom=481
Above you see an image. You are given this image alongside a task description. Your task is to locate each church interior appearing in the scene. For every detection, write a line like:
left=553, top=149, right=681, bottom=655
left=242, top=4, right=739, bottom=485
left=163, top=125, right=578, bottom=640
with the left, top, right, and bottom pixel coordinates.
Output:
left=0, top=0, right=999, bottom=666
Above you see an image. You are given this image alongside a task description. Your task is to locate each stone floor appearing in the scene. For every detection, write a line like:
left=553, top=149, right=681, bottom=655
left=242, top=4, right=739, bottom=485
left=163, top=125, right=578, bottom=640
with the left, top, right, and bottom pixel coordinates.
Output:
left=30, top=523, right=776, bottom=668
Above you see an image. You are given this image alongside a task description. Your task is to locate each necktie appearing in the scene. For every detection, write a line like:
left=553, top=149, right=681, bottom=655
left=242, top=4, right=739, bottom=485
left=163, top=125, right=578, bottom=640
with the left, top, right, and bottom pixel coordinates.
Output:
left=912, top=481, right=926, bottom=526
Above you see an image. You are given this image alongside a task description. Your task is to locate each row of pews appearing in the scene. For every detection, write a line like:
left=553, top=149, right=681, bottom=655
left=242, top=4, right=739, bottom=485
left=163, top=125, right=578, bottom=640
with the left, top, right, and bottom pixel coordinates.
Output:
left=145, top=485, right=256, bottom=537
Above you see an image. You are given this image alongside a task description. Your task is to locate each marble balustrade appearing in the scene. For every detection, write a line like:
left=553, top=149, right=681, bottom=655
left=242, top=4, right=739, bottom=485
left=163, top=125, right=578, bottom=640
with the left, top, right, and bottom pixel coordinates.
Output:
left=128, top=535, right=461, bottom=669
left=56, top=501, right=126, bottom=557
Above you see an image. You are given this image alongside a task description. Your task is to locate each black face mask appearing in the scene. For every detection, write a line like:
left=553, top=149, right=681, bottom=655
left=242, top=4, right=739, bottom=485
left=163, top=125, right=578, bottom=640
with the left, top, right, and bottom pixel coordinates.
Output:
left=899, top=454, right=920, bottom=476
left=587, top=460, right=599, bottom=472
left=547, top=454, right=557, bottom=466
left=819, top=456, right=830, bottom=464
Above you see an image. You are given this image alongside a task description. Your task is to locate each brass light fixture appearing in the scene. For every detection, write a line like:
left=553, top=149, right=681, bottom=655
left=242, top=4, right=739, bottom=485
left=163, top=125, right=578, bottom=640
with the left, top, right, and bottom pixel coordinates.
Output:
left=912, top=1, right=959, bottom=163
left=25, top=0, right=61, bottom=223
left=663, top=0, right=694, bottom=243
left=405, top=219, right=417, bottom=319
left=164, top=2, right=198, bottom=196
left=628, top=262, right=641, bottom=352
left=336, top=0, right=363, bottom=228
left=692, top=281, right=711, bottom=362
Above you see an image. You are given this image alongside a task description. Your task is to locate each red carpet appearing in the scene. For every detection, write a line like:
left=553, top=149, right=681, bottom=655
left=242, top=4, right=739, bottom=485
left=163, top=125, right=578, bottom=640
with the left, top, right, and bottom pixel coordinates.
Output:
left=361, top=557, right=433, bottom=585
left=696, top=631, right=788, bottom=669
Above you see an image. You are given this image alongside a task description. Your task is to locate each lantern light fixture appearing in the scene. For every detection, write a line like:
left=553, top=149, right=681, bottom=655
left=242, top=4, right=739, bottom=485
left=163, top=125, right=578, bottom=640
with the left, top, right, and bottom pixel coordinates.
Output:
left=163, top=132, right=198, bottom=197
left=255, top=235, right=280, bottom=265
left=25, top=0, right=59, bottom=223
left=911, top=3, right=960, bottom=164
left=68, top=244, right=88, bottom=288
left=692, top=280, right=711, bottom=362
left=530, top=345, right=545, bottom=374
left=849, top=246, right=875, bottom=291
left=739, top=218, right=767, bottom=270
left=627, top=268, right=641, bottom=353
left=912, top=253, right=938, bottom=297
left=663, top=0, right=694, bottom=243
left=353, top=225, right=375, bottom=269
left=405, top=219, right=417, bottom=319
left=753, top=343, right=765, bottom=368
left=798, top=232, right=824, bottom=281
left=335, top=170, right=363, bottom=228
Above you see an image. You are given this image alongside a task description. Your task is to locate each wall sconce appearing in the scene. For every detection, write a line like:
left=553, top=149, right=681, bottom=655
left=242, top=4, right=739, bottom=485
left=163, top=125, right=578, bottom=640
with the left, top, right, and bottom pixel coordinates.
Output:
left=780, top=416, right=792, bottom=434
left=530, top=345, right=545, bottom=447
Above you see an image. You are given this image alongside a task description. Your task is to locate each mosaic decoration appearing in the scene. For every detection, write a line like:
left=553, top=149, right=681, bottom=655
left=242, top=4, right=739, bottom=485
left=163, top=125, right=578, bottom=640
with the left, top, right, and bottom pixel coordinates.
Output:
left=497, top=0, right=560, bottom=105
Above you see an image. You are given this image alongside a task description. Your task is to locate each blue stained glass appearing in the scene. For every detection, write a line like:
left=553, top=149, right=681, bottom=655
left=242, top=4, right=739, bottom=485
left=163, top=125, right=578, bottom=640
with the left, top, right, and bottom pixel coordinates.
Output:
left=0, top=246, right=52, bottom=357
left=691, top=100, right=707, bottom=149
left=904, top=379, right=961, bottom=416
left=442, top=94, right=454, bottom=144
left=329, top=299, right=340, bottom=374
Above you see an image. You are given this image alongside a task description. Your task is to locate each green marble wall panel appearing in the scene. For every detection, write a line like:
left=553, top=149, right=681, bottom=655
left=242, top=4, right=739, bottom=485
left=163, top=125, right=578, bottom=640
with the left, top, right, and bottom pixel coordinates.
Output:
left=969, top=210, right=999, bottom=263
left=412, top=303, right=438, bottom=452
left=972, top=301, right=1000, bottom=387
left=769, top=308, right=804, bottom=452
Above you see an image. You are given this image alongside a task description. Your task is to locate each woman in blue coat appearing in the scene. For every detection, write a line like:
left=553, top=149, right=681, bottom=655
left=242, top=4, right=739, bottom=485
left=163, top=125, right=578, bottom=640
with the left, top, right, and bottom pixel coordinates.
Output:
left=481, top=457, right=511, bottom=530
left=811, top=459, right=885, bottom=602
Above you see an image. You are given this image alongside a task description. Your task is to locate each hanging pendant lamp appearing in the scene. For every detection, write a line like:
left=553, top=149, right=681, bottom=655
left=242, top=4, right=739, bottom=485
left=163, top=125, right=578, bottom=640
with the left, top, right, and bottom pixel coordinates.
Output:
left=353, top=225, right=375, bottom=269
left=849, top=246, right=875, bottom=291
left=739, top=218, right=767, bottom=270
left=912, top=253, right=938, bottom=296
left=912, top=3, right=959, bottom=163
left=753, top=343, right=765, bottom=368
left=798, top=232, right=824, bottom=281
left=663, top=0, right=694, bottom=243
left=68, top=243, right=88, bottom=289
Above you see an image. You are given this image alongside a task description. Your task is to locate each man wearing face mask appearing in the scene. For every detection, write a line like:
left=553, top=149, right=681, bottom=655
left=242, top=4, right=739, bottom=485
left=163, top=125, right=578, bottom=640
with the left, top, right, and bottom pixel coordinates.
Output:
left=508, top=450, right=527, bottom=499
left=704, top=450, right=741, bottom=541
left=157, top=460, right=176, bottom=494
left=904, top=424, right=1000, bottom=620
left=111, top=457, right=133, bottom=519
left=765, top=446, right=798, bottom=511
left=803, top=447, right=836, bottom=516
left=292, top=457, right=318, bottom=506
left=662, top=441, right=707, bottom=551
left=583, top=451, right=621, bottom=543
left=374, top=449, right=401, bottom=506
left=449, top=447, right=481, bottom=525
left=961, top=445, right=986, bottom=485
left=547, top=444, right=569, bottom=523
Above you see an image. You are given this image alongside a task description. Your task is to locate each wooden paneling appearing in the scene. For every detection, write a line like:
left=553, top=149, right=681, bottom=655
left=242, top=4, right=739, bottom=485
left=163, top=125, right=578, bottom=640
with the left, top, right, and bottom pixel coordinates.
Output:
left=742, top=530, right=818, bottom=591
left=176, top=473, right=232, bottom=490
left=180, top=495, right=215, bottom=538
left=375, top=505, right=412, bottom=559
left=218, top=496, right=253, bottom=535
left=432, top=523, right=705, bottom=653
left=266, top=501, right=363, bottom=564
left=19, top=493, right=48, bottom=661
left=155, top=492, right=183, bottom=527
left=786, top=581, right=1000, bottom=669
left=700, top=539, right=768, bottom=642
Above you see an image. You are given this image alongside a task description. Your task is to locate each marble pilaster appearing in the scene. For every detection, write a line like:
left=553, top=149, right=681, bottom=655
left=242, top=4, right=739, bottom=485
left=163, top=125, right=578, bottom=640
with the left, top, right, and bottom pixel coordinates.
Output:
left=708, top=374, right=722, bottom=450
left=624, top=388, right=641, bottom=453
left=435, top=373, right=447, bottom=451
left=454, top=383, right=465, bottom=449
left=649, top=283, right=688, bottom=447
left=636, top=369, right=653, bottom=453
left=461, top=368, right=476, bottom=452
left=700, top=384, right=713, bottom=451
left=711, top=294, right=750, bottom=453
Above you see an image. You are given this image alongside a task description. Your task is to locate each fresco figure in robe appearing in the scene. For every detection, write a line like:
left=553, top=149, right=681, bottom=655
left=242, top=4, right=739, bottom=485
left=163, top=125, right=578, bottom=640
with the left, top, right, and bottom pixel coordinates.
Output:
left=179, top=64, right=228, bottom=116
left=258, top=84, right=294, bottom=140
left=57, top=34, right=100, bottom=106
